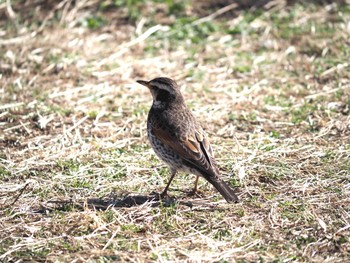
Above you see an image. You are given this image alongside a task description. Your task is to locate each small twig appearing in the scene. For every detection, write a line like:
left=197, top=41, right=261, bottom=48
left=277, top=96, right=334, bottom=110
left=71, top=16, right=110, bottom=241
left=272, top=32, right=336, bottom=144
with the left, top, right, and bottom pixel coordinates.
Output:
left=6, top=0, right=16, bottom=20
left=136, top=17, right=147, bottom=35
left=335, top=224, right=350, bottom=234
left=0, top=32, right=37, bottom=46
left=3, top=122, right=31, bottom=132
left=0, top=102, right=24, bottom=110
left=305, top=84, right=350, bottom=100
left=102, top=226, right=121, bottom=250
left=192, top=3, right=238, bottom=25
left=5, top=0, right=19, bottom=33
left=20, top=121, right=31, bottom=135
left=66, top=115, right=89, bottom=133
left=97, top=24, right=169, bottom=66
left=5, top=183, right=30, bottom=207
left=0, top=111, right=9, bottom=118
left=321, top=62, right=349, bottom=77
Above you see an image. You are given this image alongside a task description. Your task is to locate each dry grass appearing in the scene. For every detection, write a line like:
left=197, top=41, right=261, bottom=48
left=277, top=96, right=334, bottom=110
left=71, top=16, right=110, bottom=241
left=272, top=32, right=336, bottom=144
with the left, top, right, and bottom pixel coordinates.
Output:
left=1, top=0, right=350, bottom=262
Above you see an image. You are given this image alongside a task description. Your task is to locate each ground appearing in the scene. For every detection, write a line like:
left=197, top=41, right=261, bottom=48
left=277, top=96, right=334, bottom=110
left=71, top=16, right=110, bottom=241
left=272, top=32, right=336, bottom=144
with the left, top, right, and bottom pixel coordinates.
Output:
left=0, top=0, right=350, bottom=262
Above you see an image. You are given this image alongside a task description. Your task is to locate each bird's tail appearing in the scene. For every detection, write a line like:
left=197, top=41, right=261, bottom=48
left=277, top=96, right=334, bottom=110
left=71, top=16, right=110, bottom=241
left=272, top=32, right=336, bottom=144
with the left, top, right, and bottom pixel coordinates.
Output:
left=206, top=176, right=239, bottom=203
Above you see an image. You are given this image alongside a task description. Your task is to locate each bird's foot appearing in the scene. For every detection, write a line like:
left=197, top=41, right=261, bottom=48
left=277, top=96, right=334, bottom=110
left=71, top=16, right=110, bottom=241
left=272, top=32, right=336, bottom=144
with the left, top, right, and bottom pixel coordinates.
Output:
left=160, top=191, right=169, bottom=199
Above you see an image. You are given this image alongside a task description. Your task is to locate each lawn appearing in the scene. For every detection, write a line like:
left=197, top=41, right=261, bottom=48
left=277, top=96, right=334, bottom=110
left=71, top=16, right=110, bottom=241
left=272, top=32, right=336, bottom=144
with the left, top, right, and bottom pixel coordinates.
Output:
left=0, top=0, right=349, bottom=261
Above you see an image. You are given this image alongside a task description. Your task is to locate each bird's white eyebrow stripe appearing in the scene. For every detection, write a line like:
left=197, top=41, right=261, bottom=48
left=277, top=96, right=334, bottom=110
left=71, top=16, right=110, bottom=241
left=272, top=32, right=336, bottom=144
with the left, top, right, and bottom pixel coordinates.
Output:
left=151, top=82, right=174, bottom=94
left=152, top=80, right=170, bottom=87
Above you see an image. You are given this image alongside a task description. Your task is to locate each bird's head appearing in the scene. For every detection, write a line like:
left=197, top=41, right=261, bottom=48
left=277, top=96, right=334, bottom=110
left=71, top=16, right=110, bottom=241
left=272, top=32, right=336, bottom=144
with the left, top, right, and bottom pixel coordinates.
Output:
left=137, top=77, right=183, bottom=107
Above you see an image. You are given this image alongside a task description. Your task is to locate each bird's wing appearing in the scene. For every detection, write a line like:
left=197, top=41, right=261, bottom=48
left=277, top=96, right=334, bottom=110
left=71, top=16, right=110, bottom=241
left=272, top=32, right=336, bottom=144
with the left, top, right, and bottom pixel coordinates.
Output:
left=152, top=124, right=219, bottom=176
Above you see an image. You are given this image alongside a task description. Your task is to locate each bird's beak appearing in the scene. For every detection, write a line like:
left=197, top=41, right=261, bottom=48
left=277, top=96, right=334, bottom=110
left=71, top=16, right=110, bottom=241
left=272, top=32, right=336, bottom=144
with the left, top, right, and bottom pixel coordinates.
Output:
left=137, top=80, right=150, bottom=88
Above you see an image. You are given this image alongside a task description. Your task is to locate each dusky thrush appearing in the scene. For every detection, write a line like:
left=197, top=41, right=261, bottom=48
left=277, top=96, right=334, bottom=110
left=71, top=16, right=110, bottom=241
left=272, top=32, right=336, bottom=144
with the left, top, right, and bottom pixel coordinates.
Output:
left=137, top=77, right=239, bottom=203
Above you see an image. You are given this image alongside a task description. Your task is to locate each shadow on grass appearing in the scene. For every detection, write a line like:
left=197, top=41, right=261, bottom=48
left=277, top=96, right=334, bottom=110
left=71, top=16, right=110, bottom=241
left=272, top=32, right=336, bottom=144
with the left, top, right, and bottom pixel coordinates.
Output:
left=84, top=193, right=196, bottom=209
left=35, top=193, right=203, bottom=213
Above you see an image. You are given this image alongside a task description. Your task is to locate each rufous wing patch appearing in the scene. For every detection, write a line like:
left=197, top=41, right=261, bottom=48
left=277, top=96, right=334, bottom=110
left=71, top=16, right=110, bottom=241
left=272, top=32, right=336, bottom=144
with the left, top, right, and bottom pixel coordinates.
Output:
left=184, top=139, right=200, bottom=153
left=152, top=126, right=193, bottom=159
left=152, top=124, right=216, bottom=173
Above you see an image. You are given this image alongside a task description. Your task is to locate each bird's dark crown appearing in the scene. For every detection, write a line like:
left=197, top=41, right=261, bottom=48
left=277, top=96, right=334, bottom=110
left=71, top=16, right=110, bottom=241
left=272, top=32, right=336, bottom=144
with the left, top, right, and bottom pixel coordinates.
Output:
left=149, top=77, right=178, bottom=88
left=137, top=77, right=183, bottom=105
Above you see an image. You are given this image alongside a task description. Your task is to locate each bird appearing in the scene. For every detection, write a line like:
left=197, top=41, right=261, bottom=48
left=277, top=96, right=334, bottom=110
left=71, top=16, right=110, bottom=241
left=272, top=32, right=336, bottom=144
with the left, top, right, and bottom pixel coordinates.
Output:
left=137, top=77, right=239, bottom=203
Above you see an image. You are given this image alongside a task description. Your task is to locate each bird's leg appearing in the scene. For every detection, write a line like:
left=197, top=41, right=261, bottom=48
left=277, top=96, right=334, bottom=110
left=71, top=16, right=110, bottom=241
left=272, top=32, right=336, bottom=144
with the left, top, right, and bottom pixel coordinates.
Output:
left=161, top=169, right=177, bottom=197
left=189, top=175, right=199, bottom=196
left=193, top=175, right=199, bottom=194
